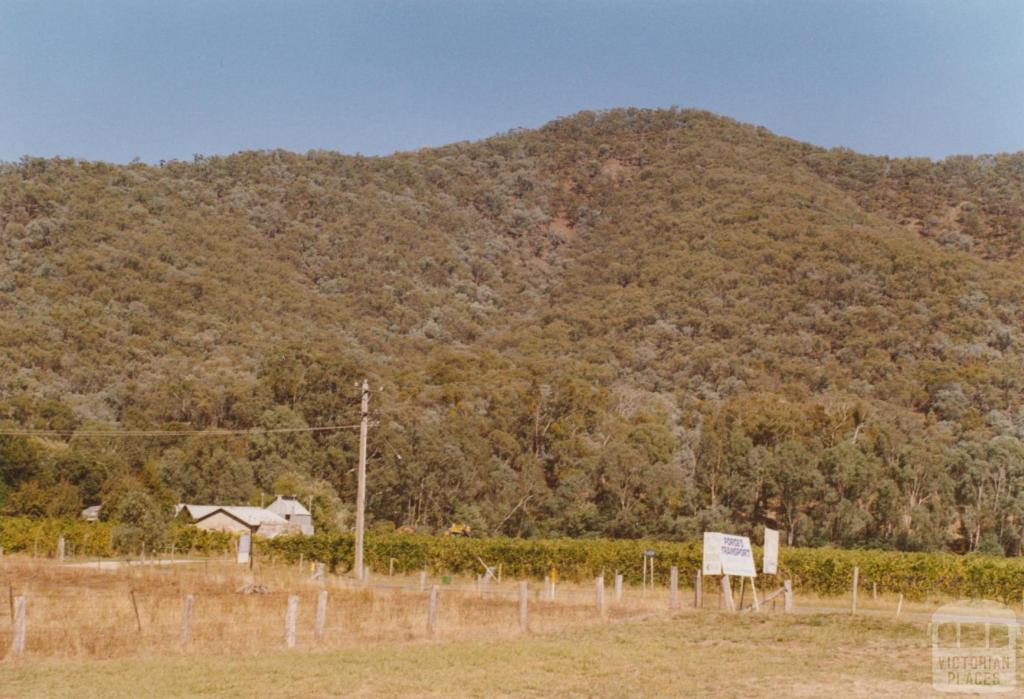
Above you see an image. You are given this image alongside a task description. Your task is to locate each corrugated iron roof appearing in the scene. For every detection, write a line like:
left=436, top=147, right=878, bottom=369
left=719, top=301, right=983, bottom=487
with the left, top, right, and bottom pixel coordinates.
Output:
left=177, top=503, right=289, bottom=527
left=266, top=495, right=311, bottom=517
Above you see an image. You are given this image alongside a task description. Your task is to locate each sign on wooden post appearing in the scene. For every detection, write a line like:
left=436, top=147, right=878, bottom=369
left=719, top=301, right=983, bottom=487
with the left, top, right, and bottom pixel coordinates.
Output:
left=669, top=566, right=679, bottom=610
left=703, top=533, right=756, bottom=577
left=721, top=575, right=736, bottom=612
left=315, top=590, right=328, bottom=641
left=285, top=595, right=299, bottom=648
left=427, top=585, right=439, bottom=636
left=57, top=536, right=65, bottom=563
left=518, top=581, right=528, bottom=633
left=614, top=573, right=623, bottom=603
left=595, top=576, right=605, bottom=615
left=762, top=528, right=779, bottom=575
left=181, top=595, right=194, bottom=648
left=8, top=595, right=26, bottom=658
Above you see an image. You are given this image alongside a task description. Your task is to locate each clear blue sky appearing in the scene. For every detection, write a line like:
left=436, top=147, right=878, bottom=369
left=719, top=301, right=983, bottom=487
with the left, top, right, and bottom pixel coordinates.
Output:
left=2, top=1, right=1022, bottom=163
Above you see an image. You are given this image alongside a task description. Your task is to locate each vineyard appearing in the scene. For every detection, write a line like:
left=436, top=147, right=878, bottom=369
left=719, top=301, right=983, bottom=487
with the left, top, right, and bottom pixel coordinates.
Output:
left=263, top=533, right=1024, bottom=603
left=4, top=517, right=1024, bottom=603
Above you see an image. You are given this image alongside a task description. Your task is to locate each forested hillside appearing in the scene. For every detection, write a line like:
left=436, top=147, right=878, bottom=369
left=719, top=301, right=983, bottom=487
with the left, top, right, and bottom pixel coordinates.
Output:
left=3, top=108, right=1024, bottom=554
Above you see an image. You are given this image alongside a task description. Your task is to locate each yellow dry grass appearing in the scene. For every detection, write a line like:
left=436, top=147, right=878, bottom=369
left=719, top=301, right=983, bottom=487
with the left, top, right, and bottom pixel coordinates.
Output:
left=2, top=555, right=1016, bottom=698
left=0, top=603, right=949, bottom=698
left=0, top=555, right=685, bottom=660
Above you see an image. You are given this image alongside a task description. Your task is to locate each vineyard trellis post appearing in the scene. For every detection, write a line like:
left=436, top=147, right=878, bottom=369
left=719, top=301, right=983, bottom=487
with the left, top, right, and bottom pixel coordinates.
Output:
left=518, top=582, right=528, bottom=632
left=315, top=590, right=328, bottom=641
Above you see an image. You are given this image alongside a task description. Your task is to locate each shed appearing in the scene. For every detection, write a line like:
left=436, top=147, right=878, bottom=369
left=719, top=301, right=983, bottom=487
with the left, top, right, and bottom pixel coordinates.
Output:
left=266, top=495, right=315, bottom=535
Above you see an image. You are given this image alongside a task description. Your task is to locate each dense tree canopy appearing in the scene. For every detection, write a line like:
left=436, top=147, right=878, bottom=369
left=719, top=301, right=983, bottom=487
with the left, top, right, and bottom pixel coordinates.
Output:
left=2, top=108, right=1024, bottom=552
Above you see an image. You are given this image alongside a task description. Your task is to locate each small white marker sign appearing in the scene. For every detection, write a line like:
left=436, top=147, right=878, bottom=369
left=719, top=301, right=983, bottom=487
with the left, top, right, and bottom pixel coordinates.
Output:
left=763, top=528, right=779, bottom=575
left=237, top=532, right=251, bottom=564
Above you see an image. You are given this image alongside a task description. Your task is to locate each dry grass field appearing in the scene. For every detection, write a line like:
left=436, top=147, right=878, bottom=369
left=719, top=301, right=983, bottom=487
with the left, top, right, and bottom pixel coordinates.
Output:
left=0, top=555, right=677, bottom=658
left=0, top=555, right=1011, bottom=697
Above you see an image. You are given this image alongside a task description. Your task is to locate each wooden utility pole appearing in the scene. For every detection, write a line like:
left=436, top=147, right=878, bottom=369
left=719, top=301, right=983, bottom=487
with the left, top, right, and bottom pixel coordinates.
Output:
left=354, top=379, right=370, bottom=581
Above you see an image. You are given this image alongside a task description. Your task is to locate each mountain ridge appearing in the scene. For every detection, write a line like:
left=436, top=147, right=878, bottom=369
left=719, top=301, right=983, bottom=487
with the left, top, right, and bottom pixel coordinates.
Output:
left=2, top=107, right=1024, bottom=553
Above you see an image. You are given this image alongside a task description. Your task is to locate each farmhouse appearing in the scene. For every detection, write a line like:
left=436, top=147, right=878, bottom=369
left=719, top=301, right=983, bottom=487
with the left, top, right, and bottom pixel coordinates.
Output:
left=175, top=504, right=297, bottom=538
left=265, top=495, right=315, bottom=535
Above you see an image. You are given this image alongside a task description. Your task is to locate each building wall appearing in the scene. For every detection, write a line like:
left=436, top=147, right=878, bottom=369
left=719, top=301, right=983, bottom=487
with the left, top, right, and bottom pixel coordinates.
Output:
left=195, top=511, right=253, bottom=534
left=291, top=513, right=314, bottom=535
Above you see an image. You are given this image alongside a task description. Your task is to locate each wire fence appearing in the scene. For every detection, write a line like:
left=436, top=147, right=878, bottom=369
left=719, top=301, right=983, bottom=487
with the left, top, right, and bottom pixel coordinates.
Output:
left=1, top=556, right=707, bottom=661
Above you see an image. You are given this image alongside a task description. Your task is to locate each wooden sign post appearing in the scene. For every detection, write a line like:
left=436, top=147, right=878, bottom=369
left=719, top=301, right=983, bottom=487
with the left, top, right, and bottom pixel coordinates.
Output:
left=642, top=550, right=655, bottom=594
left=703, top=532, right=757, bottom=613
left=721, top=575, right=736, bottom=612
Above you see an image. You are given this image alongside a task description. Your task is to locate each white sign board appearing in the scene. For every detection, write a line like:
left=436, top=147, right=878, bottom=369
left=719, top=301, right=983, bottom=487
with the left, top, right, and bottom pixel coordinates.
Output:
left=704, top=532, right=758, bottom=577
left=702, top=532, right=723, bottom=575
left=763, top=528, right=779, bottom=575
left=720, top=535, right=756, bottom=577
left=237, top=533, right=251, bottom=564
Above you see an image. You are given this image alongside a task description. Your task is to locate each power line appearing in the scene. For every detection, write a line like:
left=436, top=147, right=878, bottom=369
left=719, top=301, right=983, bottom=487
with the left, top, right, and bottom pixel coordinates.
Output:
left=0, top=424, right=368, bottom=438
